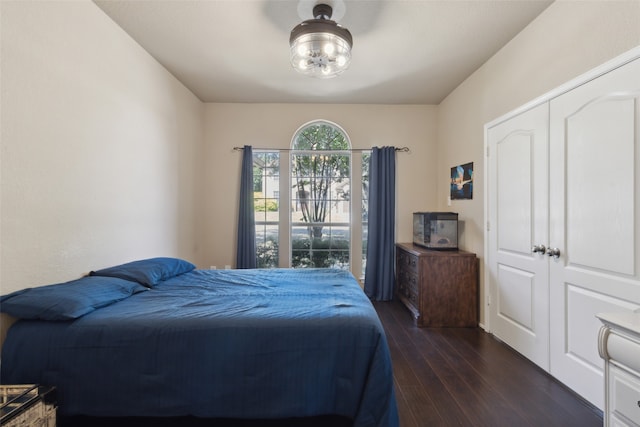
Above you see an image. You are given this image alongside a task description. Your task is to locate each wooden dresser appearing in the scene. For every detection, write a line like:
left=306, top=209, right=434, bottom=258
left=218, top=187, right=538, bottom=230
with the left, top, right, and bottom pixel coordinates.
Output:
left=395, top=242, right=478, bottom=327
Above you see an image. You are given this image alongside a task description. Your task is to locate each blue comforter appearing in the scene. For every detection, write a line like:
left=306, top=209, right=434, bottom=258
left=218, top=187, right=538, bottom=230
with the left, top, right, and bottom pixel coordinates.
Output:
left=2, top=268, right=398, bottom=427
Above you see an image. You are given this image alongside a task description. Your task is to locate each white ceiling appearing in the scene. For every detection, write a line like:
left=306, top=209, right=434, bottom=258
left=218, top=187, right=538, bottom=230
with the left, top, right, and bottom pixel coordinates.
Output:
left=93, top=0, right=553, bottom=104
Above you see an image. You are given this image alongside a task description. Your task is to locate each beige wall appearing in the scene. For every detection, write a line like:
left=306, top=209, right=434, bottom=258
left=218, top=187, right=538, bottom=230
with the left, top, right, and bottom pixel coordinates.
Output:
left=0, top=1, right=204, bottom=294
left=202, top=103, right=437, bottom=270
left=2, top=0, right=639, bottom=328
left=437, top=0, right=640, bottom=325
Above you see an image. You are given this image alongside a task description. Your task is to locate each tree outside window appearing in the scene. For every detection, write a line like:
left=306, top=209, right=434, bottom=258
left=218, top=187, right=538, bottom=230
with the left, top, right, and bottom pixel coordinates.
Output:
left=291, top=121, right=351, bottom=269
left=253, top=121, right=368, bottom=277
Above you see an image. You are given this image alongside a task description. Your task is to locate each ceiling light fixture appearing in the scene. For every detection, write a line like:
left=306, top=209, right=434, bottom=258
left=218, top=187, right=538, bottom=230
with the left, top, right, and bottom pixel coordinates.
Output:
left=289, top=3, right=353, bottom=79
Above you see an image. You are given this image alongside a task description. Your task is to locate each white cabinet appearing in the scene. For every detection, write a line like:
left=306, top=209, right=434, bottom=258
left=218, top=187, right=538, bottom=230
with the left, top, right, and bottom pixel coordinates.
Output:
left=485, top=46, right=640, bottom=410
left=598, top=312, right=640, bottom=427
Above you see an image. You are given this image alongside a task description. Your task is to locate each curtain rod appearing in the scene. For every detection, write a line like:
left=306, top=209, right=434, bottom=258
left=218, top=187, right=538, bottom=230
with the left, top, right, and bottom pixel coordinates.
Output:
left=233, top=146, right=410, bottom=153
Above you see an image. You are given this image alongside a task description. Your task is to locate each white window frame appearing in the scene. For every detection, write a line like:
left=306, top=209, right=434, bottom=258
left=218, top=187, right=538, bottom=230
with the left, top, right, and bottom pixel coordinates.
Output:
left=254, top=120, right=368, bottom=281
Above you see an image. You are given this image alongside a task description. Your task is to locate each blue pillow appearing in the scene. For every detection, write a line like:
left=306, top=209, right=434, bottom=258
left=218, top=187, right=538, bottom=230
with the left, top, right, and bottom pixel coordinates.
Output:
left=0, top=276, right=147, bottom=321
left=89, top=257, right=196, bottom=287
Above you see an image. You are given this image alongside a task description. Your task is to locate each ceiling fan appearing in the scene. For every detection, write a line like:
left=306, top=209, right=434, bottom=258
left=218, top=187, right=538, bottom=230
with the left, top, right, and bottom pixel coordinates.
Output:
left=289, top=2, right=353, bottom=78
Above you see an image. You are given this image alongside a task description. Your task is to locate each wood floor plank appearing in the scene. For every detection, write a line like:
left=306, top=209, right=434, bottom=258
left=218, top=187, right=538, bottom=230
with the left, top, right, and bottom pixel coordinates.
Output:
left=450, top=331, right=554, bottom=415
left=376, top=297, right=468, bottom=425
left=431, top=328, right=564, bottom=426
left=448, top=327, right=601, bottom=427
left=373, top=300, right=603, bottom=427
left=384, top=301, right=502, bottom=425
left=393, top=378, right=420, bottom=427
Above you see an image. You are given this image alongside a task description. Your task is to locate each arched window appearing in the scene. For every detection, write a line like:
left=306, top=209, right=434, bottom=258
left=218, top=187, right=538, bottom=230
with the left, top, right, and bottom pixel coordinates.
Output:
left=290, top=121, right=351, bottom=269
left=253, top=120, right=368, bottom=279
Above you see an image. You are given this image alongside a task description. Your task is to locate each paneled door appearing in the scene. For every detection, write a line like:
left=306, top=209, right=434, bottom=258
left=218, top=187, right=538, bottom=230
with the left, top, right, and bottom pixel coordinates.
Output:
left=487, top=102, right=550, bottom=370
left=548, top=57, right=640, bottom=408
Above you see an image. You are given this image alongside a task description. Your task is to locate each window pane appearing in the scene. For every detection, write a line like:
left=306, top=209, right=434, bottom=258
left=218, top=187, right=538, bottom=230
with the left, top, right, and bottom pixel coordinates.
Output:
left=256, top=224, right=278, bottom=268
left=291, top=226, right=311, bottom=267
left=329, top=226, right=350, bottom=270
left=254, top=151, right=279, bottom=268
left=293, top=123, right=349, bottom=151
left=291, top=225, right=349, bottom=269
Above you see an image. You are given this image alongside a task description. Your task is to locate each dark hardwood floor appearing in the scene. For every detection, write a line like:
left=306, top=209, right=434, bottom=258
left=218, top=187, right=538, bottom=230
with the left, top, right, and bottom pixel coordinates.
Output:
left=373, top=299, right=603, bottom=427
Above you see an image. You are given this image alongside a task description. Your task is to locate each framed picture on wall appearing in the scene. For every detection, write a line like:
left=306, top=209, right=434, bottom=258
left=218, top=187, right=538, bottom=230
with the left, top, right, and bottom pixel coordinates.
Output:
left=451, top=162, right=473, bottom=200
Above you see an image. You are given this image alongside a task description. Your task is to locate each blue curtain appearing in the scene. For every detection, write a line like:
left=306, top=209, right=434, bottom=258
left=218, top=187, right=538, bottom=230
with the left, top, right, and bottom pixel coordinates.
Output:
left=364, top=147, right=396, bottom=301
left=236, top=145, right=257, bottom=269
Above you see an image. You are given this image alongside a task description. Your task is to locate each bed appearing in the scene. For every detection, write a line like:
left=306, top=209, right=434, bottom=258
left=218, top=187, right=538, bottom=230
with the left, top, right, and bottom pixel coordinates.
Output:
left=0, top=258, right=398, bottom=427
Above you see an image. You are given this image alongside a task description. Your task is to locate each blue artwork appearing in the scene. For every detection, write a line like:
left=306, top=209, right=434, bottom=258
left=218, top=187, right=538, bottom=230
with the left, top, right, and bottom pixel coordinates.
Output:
left=451, top=162, right=473, bottom=200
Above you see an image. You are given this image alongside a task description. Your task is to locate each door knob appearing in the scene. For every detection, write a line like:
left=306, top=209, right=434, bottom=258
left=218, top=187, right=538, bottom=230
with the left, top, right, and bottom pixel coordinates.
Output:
left=546, top=247, right=561, bottom=259
left=531, top=244, right=546, bottom=255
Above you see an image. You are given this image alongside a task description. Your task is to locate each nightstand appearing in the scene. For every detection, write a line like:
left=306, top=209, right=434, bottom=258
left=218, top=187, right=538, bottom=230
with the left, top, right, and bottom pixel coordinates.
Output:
left=597, top=311, right=640, bottom=426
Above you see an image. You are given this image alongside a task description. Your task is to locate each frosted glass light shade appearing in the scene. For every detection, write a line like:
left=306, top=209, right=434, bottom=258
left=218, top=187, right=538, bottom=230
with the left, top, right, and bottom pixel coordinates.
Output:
left=289, top=5, right=352, bottom=79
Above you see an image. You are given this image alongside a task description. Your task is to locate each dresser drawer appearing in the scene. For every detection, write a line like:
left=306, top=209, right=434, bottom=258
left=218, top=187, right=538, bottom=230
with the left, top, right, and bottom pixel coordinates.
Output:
left=396, top=274, right=418, bottom=307
left=396, top=250, right=419, bottom=300
left=404, top=271, right=419, bottom=295
left=405, top=285, right=418, bottom=307
left=397, top=250, right=419, bottom=276
left=610, top=364, right=640, bottom=426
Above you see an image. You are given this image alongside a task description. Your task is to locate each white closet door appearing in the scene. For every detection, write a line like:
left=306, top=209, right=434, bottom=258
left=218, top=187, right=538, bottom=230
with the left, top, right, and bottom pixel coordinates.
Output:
left=487, top=102, right=550, bottom=370
left=549, top=57, right=640, bottom=409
